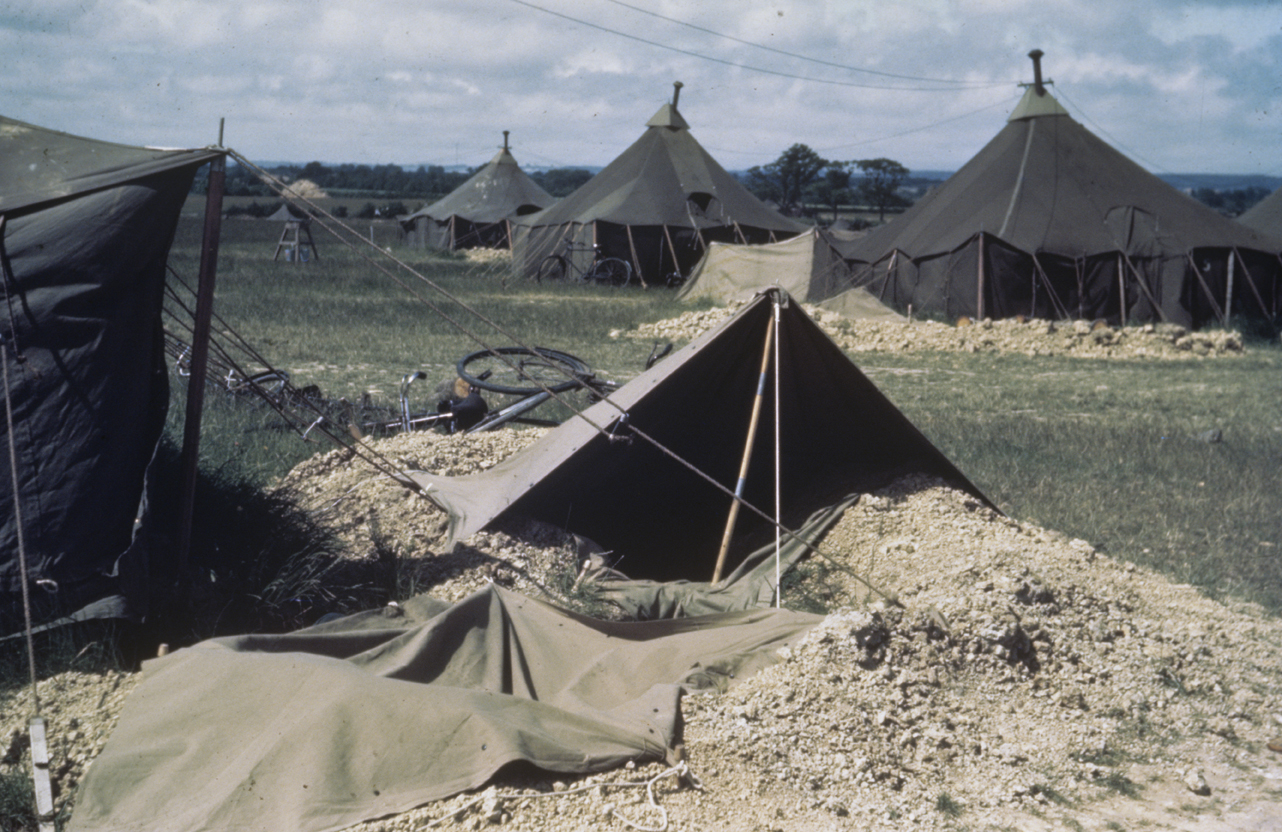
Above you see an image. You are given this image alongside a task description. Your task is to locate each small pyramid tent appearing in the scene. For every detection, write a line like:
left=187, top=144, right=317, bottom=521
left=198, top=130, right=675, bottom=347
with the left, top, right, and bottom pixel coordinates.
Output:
left=1238, top=186, right=1282, bottom=238
left=845, top=51, right=1282, bottom=327
left=402, top=131, right=555, bottom=250
left=412, top=289, right=988, bottom=591
left=1, top=116, right=222, bottom=628
left=677, top=228, right=855, bottom=305
left=511, top=84, right=806, bottom=286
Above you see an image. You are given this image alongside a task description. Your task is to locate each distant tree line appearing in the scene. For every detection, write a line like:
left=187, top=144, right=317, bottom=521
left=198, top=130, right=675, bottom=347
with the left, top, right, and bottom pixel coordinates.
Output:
left=741, top=144, right=915, bottom=224
left=196, top=160, right=599, bottom=202
left=1188, top=186, right=1272, bottom=218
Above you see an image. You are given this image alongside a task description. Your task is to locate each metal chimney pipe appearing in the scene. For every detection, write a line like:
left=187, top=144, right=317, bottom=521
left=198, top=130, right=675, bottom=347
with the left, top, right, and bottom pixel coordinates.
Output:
left=502, top=130, right=510, bottom=151
left=672, top=81, right=683, bottom=108
left=1028, top=49, right=1046, bottom=95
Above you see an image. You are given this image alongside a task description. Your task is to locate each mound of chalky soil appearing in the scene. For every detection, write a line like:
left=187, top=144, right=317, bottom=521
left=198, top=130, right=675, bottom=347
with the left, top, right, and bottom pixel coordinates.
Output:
left=620, top=303, right=1247, bottom=359
left=4, top=431, right=1279, bottom=831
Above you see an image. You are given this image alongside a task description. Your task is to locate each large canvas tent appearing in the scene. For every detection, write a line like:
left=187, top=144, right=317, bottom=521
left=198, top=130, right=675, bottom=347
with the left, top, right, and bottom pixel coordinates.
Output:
left=0, top=116, right=222, bottom=629
left=845, top=52, right=1282, bottom=328
left=1238, top=186, right=1282, bottom=239
left=511, top=84, right=805, bottom=286
left=676, top=227, right=853, bottom=305
left=413, top=289, right=988, bottom=600
left=402, top=132, right=554, bottom=251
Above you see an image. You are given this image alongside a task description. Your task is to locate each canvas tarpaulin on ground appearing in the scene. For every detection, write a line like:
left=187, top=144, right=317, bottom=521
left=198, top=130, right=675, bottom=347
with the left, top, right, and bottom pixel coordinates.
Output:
left=413, top=290, right=989, bottom=594
left=67, top=585, right=822, bottom=832
left=0, top=115, right=222, bottom=628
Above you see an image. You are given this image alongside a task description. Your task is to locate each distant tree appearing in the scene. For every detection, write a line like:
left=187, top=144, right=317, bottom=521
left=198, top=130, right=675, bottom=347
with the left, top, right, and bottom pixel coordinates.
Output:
left=532, top=168, right=594, bottom=198
left=1190, top=186, right=1272, bottom=217
left=747, top=144, right=830, bottom=215
left=807, top=162, right=853, bottom=223
left=856, top=158, right=910, bottom=221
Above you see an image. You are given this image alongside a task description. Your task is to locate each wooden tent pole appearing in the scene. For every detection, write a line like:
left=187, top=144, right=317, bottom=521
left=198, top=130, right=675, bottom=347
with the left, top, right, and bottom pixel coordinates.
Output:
left=1224, top=250, right=1235, bottom=319
left=1117, top=253, right=1127, bottom=326
left=1231, top=246, right=1270, bottom=317
left=1185, top=253, right=1227, bottom=326
left=624, top=225, right=646, bottom=287
left=177, top=145, right=227, bottom=586
left=711, top=309, right=776, bottom=585
left=661, top=225, right=681, bottom=284
left=1119, top=250, right=1168, bottom=322
left=976, top=233, right=986, bottom=319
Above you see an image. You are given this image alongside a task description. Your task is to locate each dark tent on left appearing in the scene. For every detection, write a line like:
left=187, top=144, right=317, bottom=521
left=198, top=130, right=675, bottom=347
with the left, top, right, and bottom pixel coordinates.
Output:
left=0, top=116, right=222, bottom=629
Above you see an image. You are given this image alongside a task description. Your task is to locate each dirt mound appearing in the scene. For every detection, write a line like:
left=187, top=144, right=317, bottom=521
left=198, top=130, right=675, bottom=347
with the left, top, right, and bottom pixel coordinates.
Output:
left=620, top=303, right=1247, bottom=359
left=5, top=432, right=1280, bottom=831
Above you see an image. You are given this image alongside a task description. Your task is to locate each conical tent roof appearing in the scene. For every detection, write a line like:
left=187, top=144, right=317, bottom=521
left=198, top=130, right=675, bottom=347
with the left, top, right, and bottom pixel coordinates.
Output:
left=849, top=84, right=1279, bottom=260
left=1238, top=186, right=1282, bottom=237
left=1, top=116, right=222, bottom=627
left=845, top=60, right=1282, bottom=326
left=521, top=102, right=802, bottom=233
left=511, top=87, right=805, bottom=285
left=405, top=139, right=554, bottom=226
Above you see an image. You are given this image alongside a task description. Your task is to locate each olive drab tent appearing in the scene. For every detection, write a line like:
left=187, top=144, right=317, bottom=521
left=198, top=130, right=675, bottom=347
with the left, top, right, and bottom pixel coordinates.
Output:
left=412, top=288, right=988, bottom=612
left=677, top=228, right=854, bottom=304
left=401, top=131, right=554, bottom=251
left=0, top=116, right=222, bottom=630
left=1238, top=186, right=1282, bottom=240
left=845, top=51, right=1282, bottom=328
left=511, top=84, right=806, bottom=286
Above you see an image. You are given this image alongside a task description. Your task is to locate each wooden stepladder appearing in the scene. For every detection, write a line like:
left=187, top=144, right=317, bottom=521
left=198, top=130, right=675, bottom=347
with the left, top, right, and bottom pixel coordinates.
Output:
left=273, top=219, right=319, bottom=262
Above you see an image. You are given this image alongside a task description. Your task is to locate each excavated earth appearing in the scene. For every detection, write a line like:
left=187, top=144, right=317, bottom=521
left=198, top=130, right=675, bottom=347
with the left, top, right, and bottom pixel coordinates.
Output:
left=4, top=428, right=1280, bottom=832
left=620, top=303, right=1247, bottom=359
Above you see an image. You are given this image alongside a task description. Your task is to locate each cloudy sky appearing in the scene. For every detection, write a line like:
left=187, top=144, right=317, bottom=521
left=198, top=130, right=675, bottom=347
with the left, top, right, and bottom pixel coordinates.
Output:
left=5, top=0, right=1280, bottom=176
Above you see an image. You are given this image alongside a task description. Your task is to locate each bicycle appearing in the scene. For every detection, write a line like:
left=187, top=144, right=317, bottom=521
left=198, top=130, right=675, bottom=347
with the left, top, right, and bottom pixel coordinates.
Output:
left=535, top=241, right=632, bottom=286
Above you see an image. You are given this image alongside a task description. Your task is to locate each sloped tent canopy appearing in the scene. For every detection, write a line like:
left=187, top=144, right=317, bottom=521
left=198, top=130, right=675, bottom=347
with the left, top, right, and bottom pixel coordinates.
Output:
left=511, top=87, right=806, bottom=286
left=0, top=116, right=222, bottom=629
left=676, top=227, right=854, bottom=304
left=402, top=135, right=555, bottom=251
left=69, top=586, right=822, bottom=832
left=1238, top=185, right=1282, bottom=238
left=265, top=202, right=308, bottom=221
left=412, top=289, right=988, bottom=611
left=844, top=73, right=1282, bottom=327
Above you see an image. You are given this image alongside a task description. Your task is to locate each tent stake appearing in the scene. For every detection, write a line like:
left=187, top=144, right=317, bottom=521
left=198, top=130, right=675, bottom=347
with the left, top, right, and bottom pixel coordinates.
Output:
left=711, top=309, right=776, bottom=585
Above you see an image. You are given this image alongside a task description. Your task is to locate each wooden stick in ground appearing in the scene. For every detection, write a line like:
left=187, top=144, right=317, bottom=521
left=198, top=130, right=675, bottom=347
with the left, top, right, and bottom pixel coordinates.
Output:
left=711, top=310, right=777, bottom=585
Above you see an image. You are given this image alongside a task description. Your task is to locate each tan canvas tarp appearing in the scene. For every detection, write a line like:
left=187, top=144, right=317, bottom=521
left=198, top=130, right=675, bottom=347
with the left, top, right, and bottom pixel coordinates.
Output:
left=68, top=586, right=821, bottom=832
left=1239, top=185, right=1282, bottom=238
left=677, top=228, right=851, bottom=304
left=816, top=285, right=907, bottom=322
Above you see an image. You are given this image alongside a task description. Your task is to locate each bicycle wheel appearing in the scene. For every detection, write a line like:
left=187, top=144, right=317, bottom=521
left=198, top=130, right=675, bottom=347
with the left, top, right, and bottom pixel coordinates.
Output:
left=457, top=346, right=592, bottom=396
left=590, top=258, right=632, bottom=286
left=536, top=255, right=567, bottom=283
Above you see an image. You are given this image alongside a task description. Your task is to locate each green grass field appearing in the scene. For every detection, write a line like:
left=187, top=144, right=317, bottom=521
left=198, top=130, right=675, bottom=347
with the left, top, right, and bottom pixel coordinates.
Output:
left=167, top=212, right=1282, bottom=615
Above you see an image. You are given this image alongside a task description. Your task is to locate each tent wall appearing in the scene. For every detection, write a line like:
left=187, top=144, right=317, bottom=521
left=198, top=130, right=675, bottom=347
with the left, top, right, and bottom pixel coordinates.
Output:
left=2, top=171, right=200, bottom=625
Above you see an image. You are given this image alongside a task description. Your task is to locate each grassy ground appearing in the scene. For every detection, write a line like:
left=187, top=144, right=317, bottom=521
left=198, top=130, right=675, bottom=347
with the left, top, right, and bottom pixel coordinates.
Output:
left=166, top=213, right=1282, bottom=617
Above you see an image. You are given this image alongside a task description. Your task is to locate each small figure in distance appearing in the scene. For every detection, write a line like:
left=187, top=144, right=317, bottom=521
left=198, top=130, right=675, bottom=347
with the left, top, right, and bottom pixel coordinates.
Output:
left=436, top=377, right=488, bottom=433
